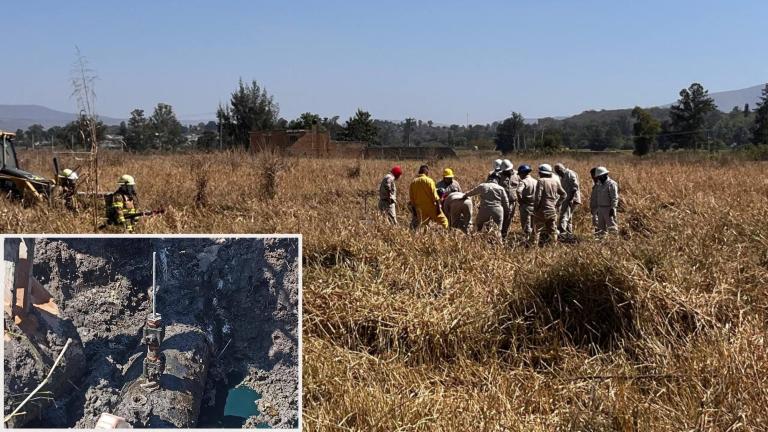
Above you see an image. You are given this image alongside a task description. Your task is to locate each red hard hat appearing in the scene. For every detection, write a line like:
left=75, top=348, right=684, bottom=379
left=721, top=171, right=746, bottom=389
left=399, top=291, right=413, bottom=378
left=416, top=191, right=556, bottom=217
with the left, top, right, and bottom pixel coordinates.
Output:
left=391, top=166, right=403, bottom=177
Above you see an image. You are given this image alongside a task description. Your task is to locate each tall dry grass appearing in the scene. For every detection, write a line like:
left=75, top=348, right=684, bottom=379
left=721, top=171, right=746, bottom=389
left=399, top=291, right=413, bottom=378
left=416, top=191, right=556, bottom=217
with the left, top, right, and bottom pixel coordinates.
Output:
left=3, top=149, right=768, bottom=430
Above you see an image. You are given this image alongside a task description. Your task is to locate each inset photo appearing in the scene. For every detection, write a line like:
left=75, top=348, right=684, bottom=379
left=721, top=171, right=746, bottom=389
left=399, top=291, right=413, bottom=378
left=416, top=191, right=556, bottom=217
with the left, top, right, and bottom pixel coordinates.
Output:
left=2, top=235, right=301, bottom=430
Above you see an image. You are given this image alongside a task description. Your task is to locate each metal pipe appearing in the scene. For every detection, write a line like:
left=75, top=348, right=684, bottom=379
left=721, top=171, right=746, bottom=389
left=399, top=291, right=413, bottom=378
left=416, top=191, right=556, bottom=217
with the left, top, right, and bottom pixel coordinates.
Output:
left=152, top=251, right=156, bottom=316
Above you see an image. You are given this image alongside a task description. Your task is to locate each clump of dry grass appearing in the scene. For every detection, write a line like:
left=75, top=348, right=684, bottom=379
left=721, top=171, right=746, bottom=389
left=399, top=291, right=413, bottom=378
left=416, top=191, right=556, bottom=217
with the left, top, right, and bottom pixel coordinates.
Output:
left=192, top=157, right=210, bottom=208
left=347, top=159, right=362, bottom=178
left=4, top=149, right=768, bottom=430
left=256, top=149, right=286, bottom=200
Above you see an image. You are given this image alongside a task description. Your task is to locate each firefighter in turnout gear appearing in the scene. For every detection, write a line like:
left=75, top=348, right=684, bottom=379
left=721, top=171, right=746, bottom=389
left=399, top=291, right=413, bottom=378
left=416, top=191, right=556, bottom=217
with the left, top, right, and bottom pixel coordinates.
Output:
left=57, top=168, right=79, bottom=211
left=108, top=175, right=139, bottom=233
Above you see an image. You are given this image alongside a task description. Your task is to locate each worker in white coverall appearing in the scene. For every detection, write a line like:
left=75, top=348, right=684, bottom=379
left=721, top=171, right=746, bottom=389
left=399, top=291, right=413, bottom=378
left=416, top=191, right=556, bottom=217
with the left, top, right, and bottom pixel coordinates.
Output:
left=589, top=166, right=599, bottom=232
left=378, top=166, right=402, bottom=224
left=461, top=172, right=509, bottom=237
left=516, top=164, right=537, bottom=241
left=532, top=164, right=566, bottom=246
left=498, top=159, right=520, bottom=239
left=443, top=192, right=473, bottom=233
left=553, top=163, right=581, bottom=234
left=590, top=166, right=619, bottom=236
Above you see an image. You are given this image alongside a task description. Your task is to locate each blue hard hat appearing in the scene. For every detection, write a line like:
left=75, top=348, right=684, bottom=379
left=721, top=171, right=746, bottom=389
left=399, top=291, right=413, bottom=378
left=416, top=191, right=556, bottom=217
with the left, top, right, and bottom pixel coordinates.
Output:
left=518, top=164, right=532, bottom=174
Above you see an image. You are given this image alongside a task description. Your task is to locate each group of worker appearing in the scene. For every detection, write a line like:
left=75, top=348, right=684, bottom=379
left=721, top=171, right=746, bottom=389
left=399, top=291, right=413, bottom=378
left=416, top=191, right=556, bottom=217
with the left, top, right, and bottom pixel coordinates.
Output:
left=54, top=168, right=141, bottom=232
left=378, top=158, right=619, bottom=244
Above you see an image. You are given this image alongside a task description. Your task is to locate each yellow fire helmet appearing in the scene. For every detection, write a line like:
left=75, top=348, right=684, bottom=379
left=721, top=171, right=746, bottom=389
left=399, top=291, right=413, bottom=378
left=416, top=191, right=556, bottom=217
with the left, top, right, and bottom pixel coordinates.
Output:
left=442, top=168, right=454, bottom=178
left=118, top=174, right=136, bottom=186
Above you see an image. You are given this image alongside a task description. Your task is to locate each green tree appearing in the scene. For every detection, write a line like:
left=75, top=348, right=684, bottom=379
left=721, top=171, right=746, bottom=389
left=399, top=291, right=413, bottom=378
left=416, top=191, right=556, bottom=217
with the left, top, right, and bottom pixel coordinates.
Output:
left=539, top=130, right=562, bottom=154
left=149, top=103, right=184, bottom=151
left=342, top=109, right=378, bottom=142
left=196, top=130, right=218, bottom=150
left=494, top=112, right=525, bottom=154
left=631, top=106, right=661, bottom=156
left=26, top=124, right=45, bottom=145
left=751, top=84, right=768, bottom=145
left=125, top=109, right=151, bottom=151
left=321, top=116, right=342, bottom=139
left=668, top=82, right=717, bottom=150
left=118, top=121, right=128, bottom=138
left=403, top=117, right=416, bottom=146
left=288, top=112, right=322, bottom=130
left=218, top=79, right=280, bottom=148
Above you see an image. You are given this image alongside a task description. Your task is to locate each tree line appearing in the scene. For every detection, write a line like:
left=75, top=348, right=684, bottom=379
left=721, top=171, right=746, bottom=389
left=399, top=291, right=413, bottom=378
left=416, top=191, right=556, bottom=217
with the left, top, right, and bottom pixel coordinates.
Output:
left=494, top=83, right=768, bottom=155
left=13, top=81, right=768, bottom=154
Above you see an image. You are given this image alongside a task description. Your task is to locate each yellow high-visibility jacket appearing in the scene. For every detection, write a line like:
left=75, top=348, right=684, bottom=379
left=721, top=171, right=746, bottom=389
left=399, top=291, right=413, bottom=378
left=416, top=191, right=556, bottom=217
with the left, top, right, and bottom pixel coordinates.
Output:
left=408, top=174, right=440, bottom=212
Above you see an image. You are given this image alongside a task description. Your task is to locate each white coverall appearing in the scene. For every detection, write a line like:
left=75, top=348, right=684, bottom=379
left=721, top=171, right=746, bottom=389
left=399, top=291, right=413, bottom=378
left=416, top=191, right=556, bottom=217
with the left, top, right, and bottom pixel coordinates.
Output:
left=590, top=177, right=619, bottom=236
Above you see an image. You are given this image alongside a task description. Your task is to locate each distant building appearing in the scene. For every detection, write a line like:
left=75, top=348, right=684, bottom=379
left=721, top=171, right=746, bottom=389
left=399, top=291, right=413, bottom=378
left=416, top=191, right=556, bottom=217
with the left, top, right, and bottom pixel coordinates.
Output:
left=249, top=129, right=365, bottom=158
left=101, top=134, right=125, bottom=150
left=248, top=129, right=458, bottom=159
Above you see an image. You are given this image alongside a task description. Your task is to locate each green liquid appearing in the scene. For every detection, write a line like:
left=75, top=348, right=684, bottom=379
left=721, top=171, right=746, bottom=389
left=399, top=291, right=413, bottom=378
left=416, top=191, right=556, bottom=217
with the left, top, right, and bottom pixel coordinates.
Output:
left=223, top=386, right=261, bottom=418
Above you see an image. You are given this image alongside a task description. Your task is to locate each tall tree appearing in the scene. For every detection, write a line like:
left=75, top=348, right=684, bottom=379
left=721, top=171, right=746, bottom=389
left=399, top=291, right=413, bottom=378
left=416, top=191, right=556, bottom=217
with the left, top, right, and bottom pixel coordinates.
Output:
left=751, top=84, right=768, bottom=145
left=342, top=109, right=378, bottom=142
left=321, top=116, right=342, bottom=139
left=125, top=109, right=151, bottom=151
left=494, top=112, right=525, bottom=154
left=668, top=82, right=717, bottom=150
left=631, top=106, right=661, bottom=156
left=149, top=103, right=184, bottom=151
left=26, top=124, right=45, bottom=145
left=219, top=79, right=280, bottom=148
left=403, top=117, right=416, bottom=146
left=118, top=121, right=128, bottom=138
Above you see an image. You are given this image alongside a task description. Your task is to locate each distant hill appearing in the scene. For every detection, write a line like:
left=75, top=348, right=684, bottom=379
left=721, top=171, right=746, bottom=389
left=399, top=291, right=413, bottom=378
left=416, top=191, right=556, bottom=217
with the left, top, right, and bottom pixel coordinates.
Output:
left=659, top=84, right=765, bottom=111
left=0, top=105, right=125, bottom=131
left=707, top=84, right=765, bottom=112
left=531, top=84, right=765, bottom=125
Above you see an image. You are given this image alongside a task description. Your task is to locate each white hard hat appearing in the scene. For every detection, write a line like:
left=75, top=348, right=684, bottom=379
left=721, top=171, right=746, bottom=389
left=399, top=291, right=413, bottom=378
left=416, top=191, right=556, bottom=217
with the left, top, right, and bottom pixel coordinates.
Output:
left=118, top=174, right=136, bottom=186
left=594, top=166, right=610, bottom=177
left=501, top=159, right=514, bottom=172
left=68, top=171, right=79, bottom=181
left=493, top=159, right=503, bottom=171
left=538, top=163, right=553, bottom=174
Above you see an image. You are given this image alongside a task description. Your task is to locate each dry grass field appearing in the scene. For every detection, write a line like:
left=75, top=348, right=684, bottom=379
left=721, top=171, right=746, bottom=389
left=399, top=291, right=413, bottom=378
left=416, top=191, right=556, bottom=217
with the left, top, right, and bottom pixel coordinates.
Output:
left=3, top=149, right=768, bottom=431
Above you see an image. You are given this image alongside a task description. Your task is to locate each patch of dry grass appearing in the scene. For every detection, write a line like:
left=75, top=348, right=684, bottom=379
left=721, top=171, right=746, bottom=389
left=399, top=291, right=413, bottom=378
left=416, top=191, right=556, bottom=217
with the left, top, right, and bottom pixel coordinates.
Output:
left=4, top=149, right=768, bottom=430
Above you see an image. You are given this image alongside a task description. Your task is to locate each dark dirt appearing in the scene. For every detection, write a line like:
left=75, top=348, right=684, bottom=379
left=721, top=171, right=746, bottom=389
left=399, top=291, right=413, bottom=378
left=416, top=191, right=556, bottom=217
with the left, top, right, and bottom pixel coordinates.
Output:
left=3, top=237, right=299, bottom=429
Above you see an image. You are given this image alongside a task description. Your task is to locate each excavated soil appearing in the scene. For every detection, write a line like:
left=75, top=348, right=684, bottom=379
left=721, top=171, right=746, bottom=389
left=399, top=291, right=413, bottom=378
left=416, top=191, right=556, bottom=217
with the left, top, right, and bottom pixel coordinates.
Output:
left=3, top=237, right=299, bottom=428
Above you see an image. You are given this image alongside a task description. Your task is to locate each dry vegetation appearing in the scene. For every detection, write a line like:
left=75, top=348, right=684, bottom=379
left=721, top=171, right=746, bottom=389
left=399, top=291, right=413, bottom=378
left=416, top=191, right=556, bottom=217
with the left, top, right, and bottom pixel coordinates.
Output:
left=3, top=149, right=768, bottom=431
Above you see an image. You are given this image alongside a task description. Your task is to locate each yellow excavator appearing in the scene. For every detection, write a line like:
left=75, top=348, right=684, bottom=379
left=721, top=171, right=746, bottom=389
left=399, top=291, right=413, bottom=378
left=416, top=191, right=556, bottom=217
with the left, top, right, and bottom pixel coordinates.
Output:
left=0, top=130, right=55, bottom=203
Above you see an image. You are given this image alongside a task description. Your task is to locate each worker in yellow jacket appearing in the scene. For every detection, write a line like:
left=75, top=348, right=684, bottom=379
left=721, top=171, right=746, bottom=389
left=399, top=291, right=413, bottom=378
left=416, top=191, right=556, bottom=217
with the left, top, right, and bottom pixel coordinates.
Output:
left=408, top=165, right=449, bottom=229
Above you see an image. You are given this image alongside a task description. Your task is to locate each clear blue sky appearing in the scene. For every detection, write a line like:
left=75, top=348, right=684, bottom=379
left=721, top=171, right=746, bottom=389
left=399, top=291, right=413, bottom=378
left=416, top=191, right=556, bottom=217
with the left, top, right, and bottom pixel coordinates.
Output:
left=2, top=0, right=766, bottom=124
